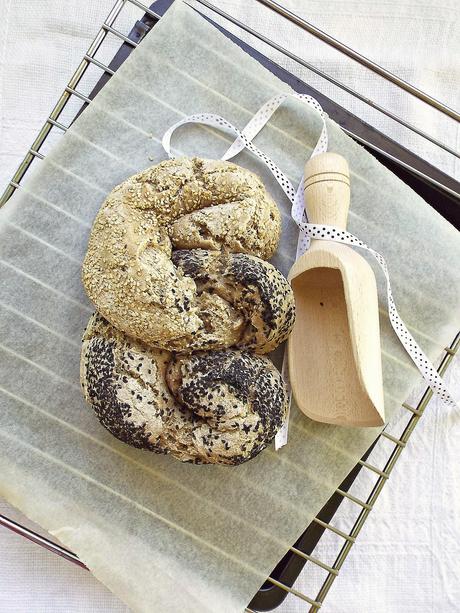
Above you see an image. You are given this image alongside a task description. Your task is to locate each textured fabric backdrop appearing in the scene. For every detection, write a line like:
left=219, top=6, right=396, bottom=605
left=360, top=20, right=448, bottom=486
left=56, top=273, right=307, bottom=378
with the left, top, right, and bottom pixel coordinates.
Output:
left=0, top=1, right=459, bottom=612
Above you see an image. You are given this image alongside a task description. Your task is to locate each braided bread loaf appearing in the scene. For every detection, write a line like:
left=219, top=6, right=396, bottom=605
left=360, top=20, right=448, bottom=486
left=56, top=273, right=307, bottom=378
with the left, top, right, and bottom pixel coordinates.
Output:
left=81, top=158, right=294, bottom=464
left=81, top=313, right=288, bottom=465
left=82, top=157, right=292, bottom=352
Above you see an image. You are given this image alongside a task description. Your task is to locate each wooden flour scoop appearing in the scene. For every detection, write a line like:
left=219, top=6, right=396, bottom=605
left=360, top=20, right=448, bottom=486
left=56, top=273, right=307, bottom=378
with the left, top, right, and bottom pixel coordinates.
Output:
left=288, top=152, right=385, bottom=427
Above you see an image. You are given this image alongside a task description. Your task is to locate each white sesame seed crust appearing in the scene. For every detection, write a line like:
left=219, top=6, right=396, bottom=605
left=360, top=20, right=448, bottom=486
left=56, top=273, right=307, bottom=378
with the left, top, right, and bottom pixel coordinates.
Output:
left=81, top=157, right=284, bottom=351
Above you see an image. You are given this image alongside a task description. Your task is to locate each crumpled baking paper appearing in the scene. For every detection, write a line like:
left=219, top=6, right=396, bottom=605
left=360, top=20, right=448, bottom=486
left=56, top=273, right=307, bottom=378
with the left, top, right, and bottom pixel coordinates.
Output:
left=0, top=2, right=459, bottom=612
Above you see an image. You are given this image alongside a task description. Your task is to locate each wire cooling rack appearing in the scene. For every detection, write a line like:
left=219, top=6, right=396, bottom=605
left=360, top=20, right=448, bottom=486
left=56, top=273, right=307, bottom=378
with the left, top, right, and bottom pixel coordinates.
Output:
left=0, top=1, right=459, bottom=611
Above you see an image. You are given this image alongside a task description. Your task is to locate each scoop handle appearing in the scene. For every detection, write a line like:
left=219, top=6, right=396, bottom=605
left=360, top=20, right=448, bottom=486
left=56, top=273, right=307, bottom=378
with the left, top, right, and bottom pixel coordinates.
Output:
left=304, top=152, right=350, bottom=230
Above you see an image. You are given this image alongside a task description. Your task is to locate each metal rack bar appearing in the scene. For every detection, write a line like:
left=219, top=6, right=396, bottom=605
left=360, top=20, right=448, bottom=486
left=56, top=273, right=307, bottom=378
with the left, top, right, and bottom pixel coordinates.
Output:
left=0, top=510, right=336, bottom=581
left=28, top=148, right=45, bottom=160
left=0, top=514, right=86, bottom=569
left=312, top=519, right=356, bottom=543
left=126, top=0, right=160, bottom=18
left=256, top=0, right=460, bottom=122
left=193, top=0, right=460, bottom=159
left=0, top=515, right=323, bottom=608
left=84, top=54, right=116, bottom=76
left=289, top=548, right=339, bottom=575
left=64, top=87, right=92, bottom=104
left=46, top=118, right=68, bottom=132
left=335, top=489, right=373, bottom=511
left=380, top=431, right=406, bottom=447
left=357, top=460, right=390, bottom=479
left=335, top=129, right=460, bottom=199
left=101, top=22, right=139, bottom=46
left=3, top=0, right=460, bottom=209
left=266, top=577, right=323, bottom=607
left=402, top=402, right=423, bottom=415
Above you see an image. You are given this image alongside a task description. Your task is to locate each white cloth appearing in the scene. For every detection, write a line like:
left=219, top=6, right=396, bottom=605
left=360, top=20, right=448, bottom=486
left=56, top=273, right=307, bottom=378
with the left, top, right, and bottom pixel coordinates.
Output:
left=0, top=1, right=459, bottom=612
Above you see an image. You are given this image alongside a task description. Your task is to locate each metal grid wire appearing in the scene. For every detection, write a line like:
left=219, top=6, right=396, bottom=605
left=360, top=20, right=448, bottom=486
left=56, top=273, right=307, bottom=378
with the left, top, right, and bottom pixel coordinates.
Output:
left=0, top=1, right=459, bottom=611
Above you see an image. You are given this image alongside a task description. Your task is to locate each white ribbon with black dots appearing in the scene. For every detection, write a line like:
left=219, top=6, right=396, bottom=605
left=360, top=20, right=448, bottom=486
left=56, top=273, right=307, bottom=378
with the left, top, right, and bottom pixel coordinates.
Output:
left=162, top=92, right=458, bottom=449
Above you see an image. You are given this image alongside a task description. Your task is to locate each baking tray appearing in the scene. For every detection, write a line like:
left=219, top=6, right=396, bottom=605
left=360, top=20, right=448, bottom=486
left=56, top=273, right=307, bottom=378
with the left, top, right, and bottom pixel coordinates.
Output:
left=0, top=1, right=459, bottom=611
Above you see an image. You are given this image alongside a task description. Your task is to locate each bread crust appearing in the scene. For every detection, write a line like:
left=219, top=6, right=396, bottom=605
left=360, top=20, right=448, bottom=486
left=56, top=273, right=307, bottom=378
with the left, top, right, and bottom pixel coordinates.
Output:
left=82, top=158, right=281, bottom=348
left=82, top=157, right=286, bottom=352
left=81, top=313, right=288, bottom=465
left=171, top=249, right=295, bottom=353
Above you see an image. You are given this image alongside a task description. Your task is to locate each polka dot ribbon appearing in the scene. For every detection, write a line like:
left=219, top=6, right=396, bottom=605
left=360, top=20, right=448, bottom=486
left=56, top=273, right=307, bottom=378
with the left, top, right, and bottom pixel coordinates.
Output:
left=162, top=92, right=458, bottom=444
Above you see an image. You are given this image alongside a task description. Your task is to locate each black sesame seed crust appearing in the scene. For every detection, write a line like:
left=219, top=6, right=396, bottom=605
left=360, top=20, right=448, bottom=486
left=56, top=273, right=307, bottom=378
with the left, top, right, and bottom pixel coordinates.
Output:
left=81, top=313, right=180, bottom=453
left=167, top=350, right=288, bottom=464
left=229, top=252, right=295, bottom=352
left=81, top=313, right=288, bottom=465
left=172, top=249, right=295, bottom=354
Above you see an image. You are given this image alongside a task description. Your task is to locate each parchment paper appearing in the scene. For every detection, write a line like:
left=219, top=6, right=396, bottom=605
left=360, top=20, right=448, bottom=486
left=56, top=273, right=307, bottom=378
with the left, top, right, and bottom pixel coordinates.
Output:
left=0, top=2, right=459, bottom=611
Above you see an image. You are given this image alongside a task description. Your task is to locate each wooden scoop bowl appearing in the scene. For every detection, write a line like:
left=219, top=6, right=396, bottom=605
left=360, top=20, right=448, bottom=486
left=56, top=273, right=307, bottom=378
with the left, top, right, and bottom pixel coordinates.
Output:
left=287, top=152, right=385, bottom=427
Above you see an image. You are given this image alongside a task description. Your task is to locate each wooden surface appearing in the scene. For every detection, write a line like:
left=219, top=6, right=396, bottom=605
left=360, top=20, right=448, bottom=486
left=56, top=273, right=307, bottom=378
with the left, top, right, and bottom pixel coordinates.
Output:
left=288, top=153, right=385, bottom=426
